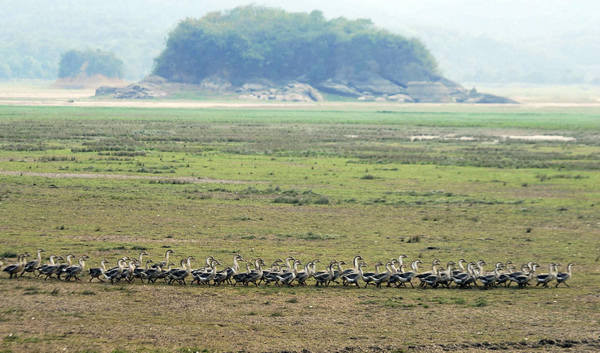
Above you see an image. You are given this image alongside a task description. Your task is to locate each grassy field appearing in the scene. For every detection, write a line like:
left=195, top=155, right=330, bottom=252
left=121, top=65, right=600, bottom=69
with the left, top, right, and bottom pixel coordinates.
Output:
left=0, top=104, right=599, bottom=353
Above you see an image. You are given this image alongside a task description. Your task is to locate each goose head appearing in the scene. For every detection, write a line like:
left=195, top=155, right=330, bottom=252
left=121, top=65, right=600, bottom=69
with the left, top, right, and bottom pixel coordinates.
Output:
left=397, top=255, right=407, bottom=265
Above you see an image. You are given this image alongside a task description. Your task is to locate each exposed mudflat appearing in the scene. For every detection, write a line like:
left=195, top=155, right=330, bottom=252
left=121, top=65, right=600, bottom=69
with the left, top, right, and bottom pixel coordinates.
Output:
left=0, top=170, right=254, bottom=184
left=502, top=135, right=576, bottom=142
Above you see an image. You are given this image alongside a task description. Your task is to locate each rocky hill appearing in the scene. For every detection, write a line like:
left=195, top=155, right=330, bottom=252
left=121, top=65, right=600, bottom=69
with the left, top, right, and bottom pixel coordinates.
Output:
left=98, top=6, right=515, bottom=103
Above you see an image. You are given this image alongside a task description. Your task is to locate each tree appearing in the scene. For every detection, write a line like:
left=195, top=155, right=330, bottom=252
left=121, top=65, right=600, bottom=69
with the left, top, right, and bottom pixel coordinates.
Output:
left=58, top=49, right=123, bottom=78
left=153, top=6, right=439, bottom=85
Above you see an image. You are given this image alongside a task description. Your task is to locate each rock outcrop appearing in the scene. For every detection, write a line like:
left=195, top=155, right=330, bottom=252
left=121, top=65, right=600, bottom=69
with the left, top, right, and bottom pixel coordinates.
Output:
left=96, top=74, right=515, bottom=104
left=237, top=81, right=324, bottom=102
left=316, top=77, right=516, bottom=103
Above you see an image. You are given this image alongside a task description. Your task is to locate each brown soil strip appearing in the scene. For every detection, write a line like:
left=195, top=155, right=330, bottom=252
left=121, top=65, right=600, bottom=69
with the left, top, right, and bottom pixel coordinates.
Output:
left=0, top=170, right=255, bottom=184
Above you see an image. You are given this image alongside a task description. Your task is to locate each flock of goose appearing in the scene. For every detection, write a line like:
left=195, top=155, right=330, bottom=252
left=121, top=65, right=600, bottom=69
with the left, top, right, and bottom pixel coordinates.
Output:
left=2, top=249, right=574, bottom=289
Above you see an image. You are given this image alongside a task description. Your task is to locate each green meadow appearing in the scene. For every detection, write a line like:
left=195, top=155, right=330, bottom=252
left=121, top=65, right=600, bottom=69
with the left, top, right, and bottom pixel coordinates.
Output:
left=0, top=104, right=599, bottom=352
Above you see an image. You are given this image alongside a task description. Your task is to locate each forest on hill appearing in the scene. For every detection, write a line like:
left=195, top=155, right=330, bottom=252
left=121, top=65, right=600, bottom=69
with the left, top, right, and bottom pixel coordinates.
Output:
left=153, top=6, right=439, bottom=86
left=58, top=49, right=123, bottom=78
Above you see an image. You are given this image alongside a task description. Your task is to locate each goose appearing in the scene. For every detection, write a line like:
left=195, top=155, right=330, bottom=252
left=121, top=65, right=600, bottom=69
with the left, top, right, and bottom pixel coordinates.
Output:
left=295, top=261, right=313, bottom=286
left=281, top=257, right=295, bottom=273
left=507, top=263, right=532, bottom=288
left=39, top=256, right=63, bottom=280
left=313, top=261, right=335, bottom=287
left=388, top=260, right=417, bottom=288
left=416, top=259, right=440, bottom=287
left=276, top=260, right=301, bottom=287
left=340, top=256, right=363, bottom=281
left=20, top=249, right=45, bottom=277
left=361, top=261, right=383, bottom=287
left=232, top=262, right=252, bottom=286
left=191, top=256, right=212, bottom=281
left=436, top=261, right=455, bottom=288
left=56, top=254, right=74, bottom=280
left=37, top=254, right=58, bottom=277
left=452, top=259, right=467, bottom=276
left=475, top=260, right=486, bottom=275
left=535, top=263, right=556, bottom=287
left=213, top=255, right=243, bottom=286
left=104, top=259, right=126, bottom=284
left=421, top=266, right=442, bottom=288
left=220, top=254, right=244, bottom=285
left=555, top=263, right=573, bottom=287
left=262, top=259, right=285, bottom=285
left=496, top=262, right=513, bottom=287
left=244, top=259, right=264, bottom=286
left=513, top=264, right=537, bottom=288
left=342, top=263, right=367, bottom=287
left=105, top=257, right=128, bottom=273
left=369, top=262, right=393, bottom=288
left=3, top=255, right=24, bottom=279
left=330, top=261, right=346, bottom=285
left=452, top=262, right=476, bottom=288
left=507, top=262, right=534, bottom=283
left=153, top=250, right=174, bottom=269
left=88, top=259, right=108, bottom=282
left=145, top=262, right=166, bottom=284
left=133, top=259, right=154, bottom=283
left=120, top=259, right=137, bottom=283
left=131, top=251, right=149, bottom=281
left=169, top=257, right=193, bottom=285
left=195, top=259, right=220, bottom=285
left=155, top=262, right=175, bottom=283
left=477, top=262, right=502, bottom=289
left=396, top=255, right=408, bottom=270
left=63, top=255, right=89, bottom=281
left=198, top=256, right=216, bottom=273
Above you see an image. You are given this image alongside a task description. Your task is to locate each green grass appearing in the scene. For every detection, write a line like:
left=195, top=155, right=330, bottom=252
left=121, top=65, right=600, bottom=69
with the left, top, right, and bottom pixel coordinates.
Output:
left=0, top=104, right=599, bottom=352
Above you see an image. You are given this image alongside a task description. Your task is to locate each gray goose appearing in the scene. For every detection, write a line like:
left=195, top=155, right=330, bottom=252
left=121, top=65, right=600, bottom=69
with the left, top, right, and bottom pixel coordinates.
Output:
left=232, top=262, right=252, bottom=286
left=416, top=259, right=440, bottom=287
left=168, top=257, right=193, bottom=285
left=361, top=261, right=383, bottom=287
left=56, top=254, right=74, bottom=280
left=388, top=260, right=417, bottom=288
left=340, top=256, right=363, bottom=286
left=39, top=256, right=62, bottom=279
left=369, top=262, right=393, bottom=288
left=342, top=263, right=367, bottom=287
left=3, top=254, right=25, bottom=279
left=195, top=259, right=220, bottom=285
left=535, top=263, right=556, bottom=287
left=244, top=259, right=264, bottom=286
left=295, top=261, right=313, bottom=286
left=104, top=259, right=126, bottom=284
left=63, top=255, right=89, bottom=281
left=153, top=250, right=174, bottom=269
left=313, top=261, right=335, bottom=287
left=20, top=249, right=44, bottom=277
left=88, top=259, right=108, bottom=282
left=555, top=263, right=573, bottom=287
left=452, top=262, right=476, bottom=288
left=262, top=259, right=285, bottom=285
left=477, top=262, right=502, bottom=289
left=276, top=260, right=301, bottom=287
left=513, top=264, right=537, bottom=288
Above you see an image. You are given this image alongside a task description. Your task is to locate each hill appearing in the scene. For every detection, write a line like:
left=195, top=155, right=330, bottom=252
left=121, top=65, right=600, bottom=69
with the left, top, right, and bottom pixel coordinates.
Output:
left=153, top=6, right=438, bottom=86
left=110, top=6, right=505, bottom=103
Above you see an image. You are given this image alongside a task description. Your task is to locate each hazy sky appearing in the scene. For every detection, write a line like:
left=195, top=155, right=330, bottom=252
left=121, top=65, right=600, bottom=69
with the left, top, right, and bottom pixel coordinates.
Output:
left=191, top=0, right=600, bottom=39
left=3, top=0, right=599, bottom=82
